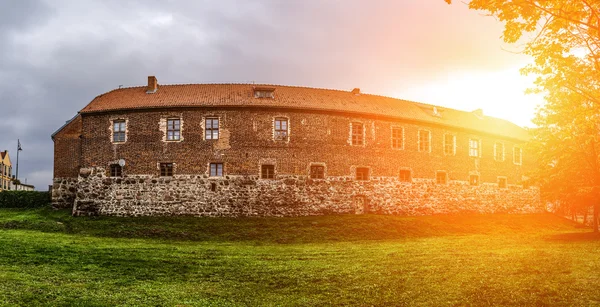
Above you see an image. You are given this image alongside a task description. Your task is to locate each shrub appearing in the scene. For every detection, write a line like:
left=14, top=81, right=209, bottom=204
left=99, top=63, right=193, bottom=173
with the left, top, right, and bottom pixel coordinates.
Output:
left=0, top=191, right=51, bottom=208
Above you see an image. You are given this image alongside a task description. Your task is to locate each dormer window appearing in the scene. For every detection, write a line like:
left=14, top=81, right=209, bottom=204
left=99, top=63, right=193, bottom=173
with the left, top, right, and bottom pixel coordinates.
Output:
left=254, top=86, right=275, bottom=99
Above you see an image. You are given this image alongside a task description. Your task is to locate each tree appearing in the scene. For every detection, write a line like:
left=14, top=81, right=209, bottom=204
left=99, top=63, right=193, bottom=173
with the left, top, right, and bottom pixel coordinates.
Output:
left=445, top=1, right=600, bottom=231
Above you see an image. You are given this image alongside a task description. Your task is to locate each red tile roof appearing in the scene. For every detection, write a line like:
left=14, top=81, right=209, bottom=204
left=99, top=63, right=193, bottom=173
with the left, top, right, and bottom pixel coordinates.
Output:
left=79, top=84, right=529, bottom=141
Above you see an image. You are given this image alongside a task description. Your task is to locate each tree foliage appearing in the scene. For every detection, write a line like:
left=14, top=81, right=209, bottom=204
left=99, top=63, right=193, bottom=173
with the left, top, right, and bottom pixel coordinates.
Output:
left=446, top=1, right=600, bottom=230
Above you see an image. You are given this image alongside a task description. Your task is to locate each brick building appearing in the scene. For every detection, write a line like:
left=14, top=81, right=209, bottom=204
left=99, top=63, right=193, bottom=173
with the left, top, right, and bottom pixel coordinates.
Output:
left=52, top=76, right=540, bottom=216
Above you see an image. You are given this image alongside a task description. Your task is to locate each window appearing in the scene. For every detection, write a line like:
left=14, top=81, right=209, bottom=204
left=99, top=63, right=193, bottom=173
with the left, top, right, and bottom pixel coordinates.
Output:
left=444, top=134, right=455, bottom=155
left=167, top=119, right=181, bottom=141
left=351, top=123, right=364, bottom=146
left=418, top=130, right=431, bottom=152
left=113, top=120, right=126, bottom=143
left=205, top=118, right=219, bottom=140
left=436, top=171, right=447, bottom=184
left=310, top=165, right=325, bottom=179
left=391, top=127, right=403, bottom=149
left=469, top=175, right=479, bottom=186
left=261, top=165, right=275, bottom=179
left=469, top=139, right=480, bottom=157
left=210, top=163, right=223, bottom=177
left=254, top=90, right=274, bottom=98
left=160, top=163, right=173, bottom=176
left=274, top=118, right=288, bottom=141
left=494, top=142, right=505, bottom=161
left=356, top=167, right=370, bottom=181
left=109, top=164, right=122, bottom=177
left=399, top=170, right=411, bottom=182
left=513, top=147, right=522, bottom=165
left=498, top=177, right=507, bottom=188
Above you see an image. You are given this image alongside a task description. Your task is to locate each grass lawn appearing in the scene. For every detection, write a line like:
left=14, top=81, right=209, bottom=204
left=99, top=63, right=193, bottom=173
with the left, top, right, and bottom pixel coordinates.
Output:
left=1, top=208, right=600, bottom=306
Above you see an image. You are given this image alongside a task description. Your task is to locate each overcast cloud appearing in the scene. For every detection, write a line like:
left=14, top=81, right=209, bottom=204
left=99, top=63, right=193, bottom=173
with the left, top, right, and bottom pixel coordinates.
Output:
left=0, top=0, right=537, bottom=190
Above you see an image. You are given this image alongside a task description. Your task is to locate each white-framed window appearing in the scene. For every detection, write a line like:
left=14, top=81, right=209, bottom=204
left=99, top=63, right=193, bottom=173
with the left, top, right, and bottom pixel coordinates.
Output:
left=513, top=147, right=522, bottom=165
left=274, top=118, right=289, bottom=141
left=210, top=163, right=223, bottom=177
left=469, top=139, right=481, bottom=157
left=205, top=117, right=219, bottom=140
left=444, top=134, right=456, bottom=155
left=112, top=120, right=126, bottom=143
left=351, top=122, right=364, bottom=146
left=167, top=119, right=181, bottom=141
left=494, top=142, right=505, bottom=161
left=418, top=130, right=431, bottom=152
left=391, top=127, right=404, bottom=149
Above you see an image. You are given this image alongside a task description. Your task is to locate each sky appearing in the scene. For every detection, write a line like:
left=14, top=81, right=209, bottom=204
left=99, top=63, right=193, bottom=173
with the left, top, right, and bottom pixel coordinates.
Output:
left=0, top=0, right=544, bottom=190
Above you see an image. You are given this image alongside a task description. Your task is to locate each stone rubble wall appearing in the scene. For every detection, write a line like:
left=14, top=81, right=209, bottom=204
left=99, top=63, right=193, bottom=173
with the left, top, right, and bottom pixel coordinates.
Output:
left=52, top=178, right=78, bottom=209
left=71, top=167, right=542, bottom=217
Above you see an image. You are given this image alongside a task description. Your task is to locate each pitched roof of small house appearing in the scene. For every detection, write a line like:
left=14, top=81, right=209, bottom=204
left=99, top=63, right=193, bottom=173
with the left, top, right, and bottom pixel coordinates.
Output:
left=0, top=150, right=10, bottom=166
left=78, top=83, right=530, bottom=141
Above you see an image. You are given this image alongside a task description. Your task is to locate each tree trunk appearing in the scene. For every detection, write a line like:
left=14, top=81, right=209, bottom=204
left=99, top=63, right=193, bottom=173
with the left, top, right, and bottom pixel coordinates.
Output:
left=583, top=210, right=588, bottom=226
left=593, top=203, right=599, bottom=233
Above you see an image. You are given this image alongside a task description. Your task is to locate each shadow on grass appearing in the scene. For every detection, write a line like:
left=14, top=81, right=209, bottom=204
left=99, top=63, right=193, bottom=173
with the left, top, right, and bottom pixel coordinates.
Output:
left=546, top=232, right=600, bottom=242
left=0, top=208, right=583, bottom=244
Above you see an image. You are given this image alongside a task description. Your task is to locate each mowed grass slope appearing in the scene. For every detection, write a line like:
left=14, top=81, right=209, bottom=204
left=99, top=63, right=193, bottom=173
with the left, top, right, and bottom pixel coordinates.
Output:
left=1, top=209, right=600, bottom=306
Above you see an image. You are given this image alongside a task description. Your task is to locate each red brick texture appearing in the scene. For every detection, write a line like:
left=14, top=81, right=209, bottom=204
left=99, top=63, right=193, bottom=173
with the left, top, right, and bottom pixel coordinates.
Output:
left=78, top=108, right=529, bottom=184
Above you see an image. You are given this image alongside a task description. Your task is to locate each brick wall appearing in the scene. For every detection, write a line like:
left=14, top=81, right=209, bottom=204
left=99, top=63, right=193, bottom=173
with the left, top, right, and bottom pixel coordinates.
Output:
left=79, top=108, right=530, bottom=185
left=53, top=116, right=82, bottom=178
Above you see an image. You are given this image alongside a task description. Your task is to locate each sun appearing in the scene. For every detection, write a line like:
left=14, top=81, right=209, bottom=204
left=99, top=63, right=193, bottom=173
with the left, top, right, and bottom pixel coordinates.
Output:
left=399, top=66, right=544, bottom=127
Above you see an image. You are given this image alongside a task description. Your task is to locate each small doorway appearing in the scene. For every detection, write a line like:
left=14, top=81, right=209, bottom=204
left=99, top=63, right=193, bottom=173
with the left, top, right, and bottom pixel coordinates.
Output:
left=353, top=196, right=368, bottom=214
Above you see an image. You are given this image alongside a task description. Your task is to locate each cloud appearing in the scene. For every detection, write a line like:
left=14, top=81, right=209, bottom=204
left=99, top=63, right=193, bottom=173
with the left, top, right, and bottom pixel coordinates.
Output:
left=0, top=0, right=540, bottom=190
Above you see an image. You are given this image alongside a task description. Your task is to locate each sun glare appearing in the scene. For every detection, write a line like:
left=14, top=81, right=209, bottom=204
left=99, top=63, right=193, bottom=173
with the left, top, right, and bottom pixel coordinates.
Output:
left=399, top=66, right=544, bottom=127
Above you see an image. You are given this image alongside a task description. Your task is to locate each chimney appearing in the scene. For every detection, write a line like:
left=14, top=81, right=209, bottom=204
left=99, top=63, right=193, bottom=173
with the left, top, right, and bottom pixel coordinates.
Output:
left=351, top=88, right=361, bottom=95
left=472, top=108, right=484, bottom=118
left=146, top=76, right=158, bottom=93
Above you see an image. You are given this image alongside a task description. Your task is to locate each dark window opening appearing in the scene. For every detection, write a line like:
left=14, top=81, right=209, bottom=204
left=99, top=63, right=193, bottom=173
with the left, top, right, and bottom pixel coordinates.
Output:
left=110, top=164, right=122, bottom=177
left=261, top=165, right=275, bottom=179
left=310, top=165, right=325, bottom=179
left=444, top=134, right=455, bottom=155
left=436, top=171, right=447, bottom=184
left=356, top=167, right=370, bottom=181
left=210, top=182, right=217, bottom=192
left=205, top=118, right=219, bottom=140
left=469, top=175, right=479, bottom=186
left=167, top=119, right=181, bottom=141
left=498, top=177, right=507, bottom=188
left=419, top=130, right=431, bottom=152
left=210, top=163, right=223, bottom=177
left=113, top=120, right=126, bottom=143
left=274, top=118, right=288, bottom=141
left=351, top=123, right=364, bottom=146
left=399, top=170, right=411, bottom=182
left=160, top=163, right=174, bottom=177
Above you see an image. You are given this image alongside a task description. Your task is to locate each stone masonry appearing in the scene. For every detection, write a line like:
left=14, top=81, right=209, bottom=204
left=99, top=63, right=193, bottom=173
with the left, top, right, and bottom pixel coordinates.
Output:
left=71, top=167, right=541, bottom=217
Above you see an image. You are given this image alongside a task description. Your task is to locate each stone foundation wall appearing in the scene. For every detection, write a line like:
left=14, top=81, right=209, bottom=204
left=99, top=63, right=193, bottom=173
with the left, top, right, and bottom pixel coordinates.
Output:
left=72, top=167, right=542, bottom=217
left=52, top=178, right=78, bottom=209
